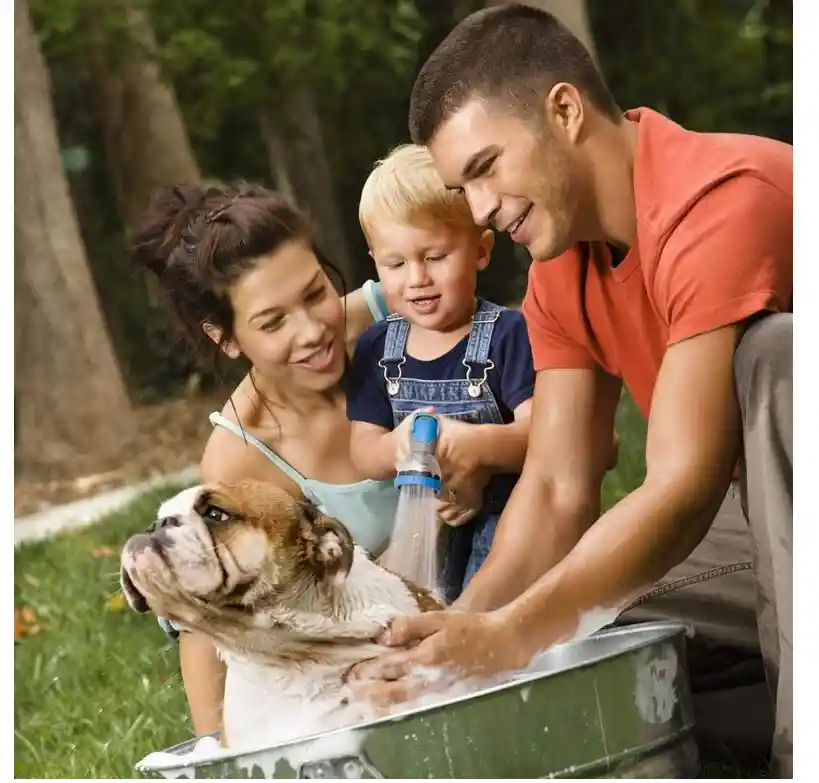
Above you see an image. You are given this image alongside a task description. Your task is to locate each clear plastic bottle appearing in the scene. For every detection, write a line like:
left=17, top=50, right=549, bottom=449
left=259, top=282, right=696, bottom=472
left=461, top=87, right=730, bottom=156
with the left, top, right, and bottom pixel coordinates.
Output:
left=394, top=412, right=442, bottom=494
left=382, top=412, right=443, bottom=594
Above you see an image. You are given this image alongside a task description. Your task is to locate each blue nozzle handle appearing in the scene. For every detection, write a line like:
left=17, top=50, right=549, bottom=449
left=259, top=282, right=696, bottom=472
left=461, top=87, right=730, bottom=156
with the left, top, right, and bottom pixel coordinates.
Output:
left=411, top=412, right=439, bottom=446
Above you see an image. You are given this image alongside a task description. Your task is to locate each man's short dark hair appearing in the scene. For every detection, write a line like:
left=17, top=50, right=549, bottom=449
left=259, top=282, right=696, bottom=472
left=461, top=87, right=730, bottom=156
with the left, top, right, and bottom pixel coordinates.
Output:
left=409, top=3, right=621, bottom=144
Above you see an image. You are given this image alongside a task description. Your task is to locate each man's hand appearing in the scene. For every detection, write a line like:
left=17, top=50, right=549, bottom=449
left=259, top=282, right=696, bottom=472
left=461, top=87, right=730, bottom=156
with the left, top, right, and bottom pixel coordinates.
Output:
left=345, top=610, right=537, bottom=708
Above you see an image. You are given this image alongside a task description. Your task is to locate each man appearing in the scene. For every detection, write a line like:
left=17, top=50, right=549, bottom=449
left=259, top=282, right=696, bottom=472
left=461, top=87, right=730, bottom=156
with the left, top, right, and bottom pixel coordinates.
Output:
left=348, top=3, right=793, bottom=776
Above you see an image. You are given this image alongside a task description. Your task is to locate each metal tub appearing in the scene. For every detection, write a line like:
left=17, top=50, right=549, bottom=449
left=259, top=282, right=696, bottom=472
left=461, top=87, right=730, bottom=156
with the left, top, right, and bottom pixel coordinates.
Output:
left=138, top=621, right=699, bottom=779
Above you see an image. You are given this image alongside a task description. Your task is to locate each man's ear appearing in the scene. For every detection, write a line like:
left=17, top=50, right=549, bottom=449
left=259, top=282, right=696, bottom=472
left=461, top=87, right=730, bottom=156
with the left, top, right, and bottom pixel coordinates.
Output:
left=476, top=229, right=495, bottom=271
left=203, top=323, right=241, bottom=359
left=547, top=82, right=585, bottom=146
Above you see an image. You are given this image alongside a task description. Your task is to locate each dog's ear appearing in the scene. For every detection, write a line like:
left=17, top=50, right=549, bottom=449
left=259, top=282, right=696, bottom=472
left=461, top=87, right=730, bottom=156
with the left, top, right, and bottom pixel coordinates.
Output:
left=300, top=513, right=354, bottom=588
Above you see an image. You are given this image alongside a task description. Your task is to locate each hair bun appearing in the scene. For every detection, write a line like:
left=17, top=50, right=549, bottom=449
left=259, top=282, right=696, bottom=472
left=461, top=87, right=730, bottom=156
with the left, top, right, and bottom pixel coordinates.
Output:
left=132, top=184, right=218, bottom=278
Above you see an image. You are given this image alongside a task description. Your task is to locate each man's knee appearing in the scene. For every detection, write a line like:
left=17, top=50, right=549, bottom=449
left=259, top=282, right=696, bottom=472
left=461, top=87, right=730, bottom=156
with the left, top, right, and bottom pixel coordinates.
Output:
left=733, top=314, right=792, bottom=390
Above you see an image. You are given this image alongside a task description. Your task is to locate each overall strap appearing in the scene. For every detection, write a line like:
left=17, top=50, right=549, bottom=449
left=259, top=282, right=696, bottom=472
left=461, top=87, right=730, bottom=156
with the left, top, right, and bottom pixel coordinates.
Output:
left=463, top=300, right=503, bottom=397
left=464, top=300, right=503, bottom=365
left=378, top=315, right=409, bottom=397
left=381, top=314, right=410, bottom=362
left=208, top=412, right=307, bottom=486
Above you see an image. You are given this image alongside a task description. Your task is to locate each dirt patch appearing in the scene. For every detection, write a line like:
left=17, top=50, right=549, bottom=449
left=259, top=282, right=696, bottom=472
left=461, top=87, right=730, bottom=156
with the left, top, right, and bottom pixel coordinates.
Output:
left=14, top=394, right=222, bottom=517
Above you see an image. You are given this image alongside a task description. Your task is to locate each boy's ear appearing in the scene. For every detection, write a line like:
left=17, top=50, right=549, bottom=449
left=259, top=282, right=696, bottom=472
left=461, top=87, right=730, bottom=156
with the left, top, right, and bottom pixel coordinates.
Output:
left=203, top=323, right=241, bottom=359
left=476, top=229, right=494, bottom=271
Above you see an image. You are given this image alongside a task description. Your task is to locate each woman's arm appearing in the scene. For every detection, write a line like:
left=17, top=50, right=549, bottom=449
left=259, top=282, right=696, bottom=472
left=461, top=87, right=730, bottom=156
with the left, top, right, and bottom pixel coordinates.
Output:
left=343, top=281, right=388, bottom=353
left=179, top=631, right=226, bottom=737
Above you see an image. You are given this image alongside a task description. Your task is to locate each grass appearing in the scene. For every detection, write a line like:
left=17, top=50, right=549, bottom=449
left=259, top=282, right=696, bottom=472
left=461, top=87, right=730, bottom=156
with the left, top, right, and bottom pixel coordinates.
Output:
left=14, top=484, right=192, bottom=779
left=13, top=394, right=761, bottom=778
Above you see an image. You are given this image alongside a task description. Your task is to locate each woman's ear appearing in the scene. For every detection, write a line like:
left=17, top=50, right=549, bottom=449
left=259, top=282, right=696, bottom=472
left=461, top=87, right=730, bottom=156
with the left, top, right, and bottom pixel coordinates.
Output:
left=476, top=229, right=495, bottom=271
left=203, top=323, right=241, bottom=359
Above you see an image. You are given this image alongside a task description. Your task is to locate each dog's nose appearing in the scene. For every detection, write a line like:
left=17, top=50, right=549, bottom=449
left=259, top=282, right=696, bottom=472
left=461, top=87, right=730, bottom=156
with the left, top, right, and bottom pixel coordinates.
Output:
left=147, top=516, right=182, bottom=533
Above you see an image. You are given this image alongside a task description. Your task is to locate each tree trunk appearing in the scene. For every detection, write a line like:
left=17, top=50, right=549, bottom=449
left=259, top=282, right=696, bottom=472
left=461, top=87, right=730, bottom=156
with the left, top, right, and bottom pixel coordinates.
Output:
left=15, top=0, right=136, bottom=475
left=258, top=88, right=355, bottom=288
left=84, top=0, right=201, bottom=236
left=488, top=0, right=598, bottom=63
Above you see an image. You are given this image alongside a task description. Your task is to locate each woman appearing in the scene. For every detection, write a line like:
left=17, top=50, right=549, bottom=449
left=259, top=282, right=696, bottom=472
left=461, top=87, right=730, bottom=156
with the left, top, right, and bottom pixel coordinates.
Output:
left=133, top=182, right=475, bottom=735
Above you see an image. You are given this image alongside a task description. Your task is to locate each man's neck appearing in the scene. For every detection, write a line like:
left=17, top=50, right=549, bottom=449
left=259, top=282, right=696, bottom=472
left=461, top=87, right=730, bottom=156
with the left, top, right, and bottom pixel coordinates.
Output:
left=583, top=116, right=639, bottom=248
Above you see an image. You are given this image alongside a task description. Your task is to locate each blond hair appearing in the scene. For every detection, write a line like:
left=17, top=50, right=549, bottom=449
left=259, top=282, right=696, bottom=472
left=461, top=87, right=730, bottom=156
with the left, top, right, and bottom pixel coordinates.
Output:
left=359, top=144, right=476, bottom=242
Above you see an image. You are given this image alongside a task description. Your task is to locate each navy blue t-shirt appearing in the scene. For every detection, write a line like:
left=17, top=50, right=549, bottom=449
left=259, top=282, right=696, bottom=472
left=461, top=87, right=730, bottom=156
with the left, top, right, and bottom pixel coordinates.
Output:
left=346, top=305, right=535, bottom=515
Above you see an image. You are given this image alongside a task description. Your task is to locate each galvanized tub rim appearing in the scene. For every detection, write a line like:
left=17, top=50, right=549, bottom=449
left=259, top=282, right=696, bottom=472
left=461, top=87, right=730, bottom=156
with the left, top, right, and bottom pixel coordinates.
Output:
left=140, top=620, right=691, bottom=774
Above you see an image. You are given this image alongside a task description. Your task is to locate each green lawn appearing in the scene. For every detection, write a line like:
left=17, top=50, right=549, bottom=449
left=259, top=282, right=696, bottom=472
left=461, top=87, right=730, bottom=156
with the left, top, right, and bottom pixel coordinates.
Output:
left=14, top=485, right=192, bottom=779
left=13, top=394, right=758, bottom=778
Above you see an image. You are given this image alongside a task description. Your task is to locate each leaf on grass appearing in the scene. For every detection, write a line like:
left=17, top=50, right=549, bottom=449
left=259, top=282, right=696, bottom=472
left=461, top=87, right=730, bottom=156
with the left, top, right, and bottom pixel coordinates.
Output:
left=105, top=593, right=127, bottom=613
left=14, top=606, right=41, bottom=641
left=91, top=546, right=115, bottom=558
left=23, top=573, right=40, bottom=588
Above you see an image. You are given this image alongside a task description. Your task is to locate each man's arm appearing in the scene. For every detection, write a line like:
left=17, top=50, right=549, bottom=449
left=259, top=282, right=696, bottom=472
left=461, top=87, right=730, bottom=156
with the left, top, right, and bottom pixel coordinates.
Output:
left=456, top=366, right=622, bottom=612
left=504, top=325, right=743, bottom=648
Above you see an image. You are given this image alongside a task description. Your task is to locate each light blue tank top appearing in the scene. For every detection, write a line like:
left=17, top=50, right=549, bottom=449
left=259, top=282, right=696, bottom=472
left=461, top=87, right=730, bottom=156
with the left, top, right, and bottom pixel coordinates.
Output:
left=210, top=280, right=398, bottom=558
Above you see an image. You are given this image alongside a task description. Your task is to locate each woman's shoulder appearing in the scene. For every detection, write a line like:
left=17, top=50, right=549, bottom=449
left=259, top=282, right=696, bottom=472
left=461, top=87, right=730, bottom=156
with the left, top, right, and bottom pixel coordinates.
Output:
left=199, top=381, right=271, bottom=484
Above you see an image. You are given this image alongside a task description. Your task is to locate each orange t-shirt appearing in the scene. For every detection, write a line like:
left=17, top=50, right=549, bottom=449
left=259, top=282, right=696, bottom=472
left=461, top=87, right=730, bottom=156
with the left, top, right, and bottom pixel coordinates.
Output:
left=522, top=107, right=792, bottom=420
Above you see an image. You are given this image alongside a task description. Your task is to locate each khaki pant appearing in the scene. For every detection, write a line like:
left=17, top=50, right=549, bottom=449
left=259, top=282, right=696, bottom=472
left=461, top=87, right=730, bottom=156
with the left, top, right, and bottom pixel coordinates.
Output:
left=618, top=314, right=793, bottom=778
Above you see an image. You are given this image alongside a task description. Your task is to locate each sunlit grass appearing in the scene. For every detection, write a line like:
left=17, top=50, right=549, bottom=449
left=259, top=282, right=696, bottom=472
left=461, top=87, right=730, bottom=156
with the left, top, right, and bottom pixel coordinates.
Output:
left=14, top=485, right=191, bottom=778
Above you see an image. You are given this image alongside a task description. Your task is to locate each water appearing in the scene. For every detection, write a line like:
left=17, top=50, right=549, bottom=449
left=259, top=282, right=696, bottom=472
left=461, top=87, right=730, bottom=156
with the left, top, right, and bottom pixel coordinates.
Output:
left=381, top=484, right=441, bottom=595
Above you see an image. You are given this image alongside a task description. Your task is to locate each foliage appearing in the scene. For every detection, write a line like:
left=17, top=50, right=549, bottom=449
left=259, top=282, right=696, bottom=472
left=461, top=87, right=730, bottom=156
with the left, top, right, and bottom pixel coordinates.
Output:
left=588, top=0, right=791, bottom=141
left=25, top=0, right=792, bottom=397
left=151, top=0, right=421, bottom=136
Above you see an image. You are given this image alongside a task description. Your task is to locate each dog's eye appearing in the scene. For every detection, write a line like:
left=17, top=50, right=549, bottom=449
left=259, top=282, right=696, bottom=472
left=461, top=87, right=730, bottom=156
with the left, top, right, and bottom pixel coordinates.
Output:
left=202, top=504, right=231, bottom=523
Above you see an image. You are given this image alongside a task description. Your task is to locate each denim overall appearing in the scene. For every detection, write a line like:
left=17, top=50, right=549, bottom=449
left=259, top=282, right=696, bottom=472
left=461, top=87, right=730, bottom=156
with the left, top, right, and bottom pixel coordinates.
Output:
left=379, top=299, right=506, bottom=601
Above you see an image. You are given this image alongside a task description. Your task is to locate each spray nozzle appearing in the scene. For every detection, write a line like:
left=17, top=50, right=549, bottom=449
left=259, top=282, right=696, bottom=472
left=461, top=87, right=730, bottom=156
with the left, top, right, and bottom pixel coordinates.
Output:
left=394, top=411, right=442, bottom=493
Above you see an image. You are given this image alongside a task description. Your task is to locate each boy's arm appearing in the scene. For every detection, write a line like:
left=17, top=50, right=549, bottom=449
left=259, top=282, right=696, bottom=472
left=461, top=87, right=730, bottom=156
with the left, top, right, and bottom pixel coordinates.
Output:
left=346, top=325, right=402, bottom=480
left=437, top=400, right=532, bottom=476
left=349, top=421, right=398, bottom=481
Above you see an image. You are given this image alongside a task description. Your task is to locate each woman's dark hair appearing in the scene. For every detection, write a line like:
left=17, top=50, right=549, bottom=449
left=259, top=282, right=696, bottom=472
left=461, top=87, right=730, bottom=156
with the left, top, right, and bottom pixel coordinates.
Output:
left=132, top=182, right=343, bottom=365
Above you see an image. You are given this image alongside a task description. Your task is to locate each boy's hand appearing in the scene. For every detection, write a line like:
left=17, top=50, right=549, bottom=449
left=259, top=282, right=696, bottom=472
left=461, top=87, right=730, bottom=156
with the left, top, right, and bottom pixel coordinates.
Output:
left=391, top=407, right=436, bottom=467
left=437, top=468, right=489, bottom=527
left=435, top=415, right=484, bottom=489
